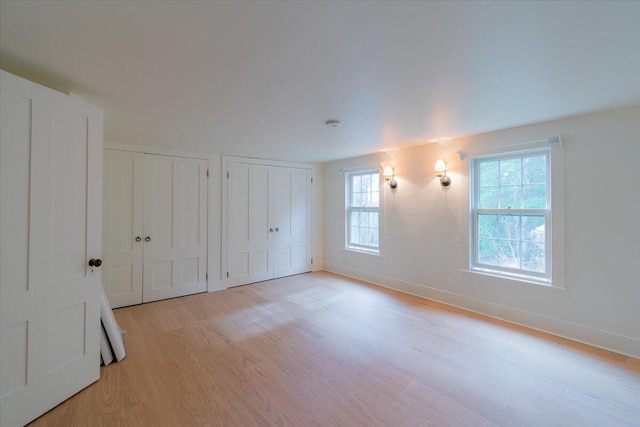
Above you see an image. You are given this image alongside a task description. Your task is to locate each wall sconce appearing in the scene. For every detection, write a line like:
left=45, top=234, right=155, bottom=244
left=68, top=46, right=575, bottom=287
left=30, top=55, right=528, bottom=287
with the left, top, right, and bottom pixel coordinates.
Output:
left=434, top=159, right=451, bottom=186
left=383, top=165, right=398, bottom=189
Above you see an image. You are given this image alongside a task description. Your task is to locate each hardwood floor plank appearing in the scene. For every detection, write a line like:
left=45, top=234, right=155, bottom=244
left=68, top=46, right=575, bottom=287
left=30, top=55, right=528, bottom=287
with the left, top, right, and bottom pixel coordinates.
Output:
left=28, top=272, right=640, bottom=426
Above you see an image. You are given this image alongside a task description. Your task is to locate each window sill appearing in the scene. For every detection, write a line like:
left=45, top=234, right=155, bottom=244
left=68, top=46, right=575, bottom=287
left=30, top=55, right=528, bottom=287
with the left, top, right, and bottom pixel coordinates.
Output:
left=344, top=247, right=384, bottom=257
left=460, top=268, right=566, bottom=290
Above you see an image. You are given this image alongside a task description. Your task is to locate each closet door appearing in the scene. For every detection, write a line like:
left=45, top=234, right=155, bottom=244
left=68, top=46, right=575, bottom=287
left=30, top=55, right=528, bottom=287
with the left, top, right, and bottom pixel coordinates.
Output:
left=1, top=71, right=102, bottom=427
left=273, top=167, right=312, bottom=278
left=143, top=154, right=207, bottom=303
left=102, top=150, right=144, bottom=308
left=226, top=162, right=274, bottom=286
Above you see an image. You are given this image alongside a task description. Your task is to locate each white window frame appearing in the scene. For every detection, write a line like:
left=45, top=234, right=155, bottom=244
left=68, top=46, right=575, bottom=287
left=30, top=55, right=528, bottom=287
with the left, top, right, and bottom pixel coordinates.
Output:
left=463, top=137, right=565, bottom=288
left=345, top=169, right=381, bottom=254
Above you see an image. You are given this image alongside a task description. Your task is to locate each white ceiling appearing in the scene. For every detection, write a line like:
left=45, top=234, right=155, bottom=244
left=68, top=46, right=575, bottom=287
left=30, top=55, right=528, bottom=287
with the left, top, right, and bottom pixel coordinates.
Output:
left=1, top=1, right=639, bottom=163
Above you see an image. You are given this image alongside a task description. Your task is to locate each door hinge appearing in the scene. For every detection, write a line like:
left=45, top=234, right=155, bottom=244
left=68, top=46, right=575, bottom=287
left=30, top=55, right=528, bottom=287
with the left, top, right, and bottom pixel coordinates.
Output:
left=227, top=171, right=229, bottom=179
left=311, top=258, right=313, bottom=264
left=226, top=272, right=229, bottom=278
left=207, top=169, right=209, bottom=177
left=206, top=273, right=208, bottom=281
left=311, top=177, right=313, bottom=184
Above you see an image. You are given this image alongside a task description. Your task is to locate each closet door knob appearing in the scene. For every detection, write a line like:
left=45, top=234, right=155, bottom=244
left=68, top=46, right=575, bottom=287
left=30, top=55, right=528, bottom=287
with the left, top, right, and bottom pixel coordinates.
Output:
left=275, top=227, right=279, bottom=232
left=88, top=258, right=102, bottom=267
left=135, top=236, right=142, bottom=242
left=269, top=228, right=273, bottom=233
left=145, top=236, right=151, bottom=242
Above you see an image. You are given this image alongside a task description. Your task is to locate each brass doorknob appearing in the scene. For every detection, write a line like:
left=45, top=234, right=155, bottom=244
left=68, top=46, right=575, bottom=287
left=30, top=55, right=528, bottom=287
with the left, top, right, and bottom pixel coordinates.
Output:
left=88, top=259, right=102, bottom=267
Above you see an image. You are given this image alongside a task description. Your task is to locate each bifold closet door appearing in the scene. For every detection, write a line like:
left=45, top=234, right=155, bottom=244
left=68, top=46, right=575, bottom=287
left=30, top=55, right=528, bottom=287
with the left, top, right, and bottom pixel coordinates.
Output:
left=226, top=162, right=274, bottom=286
left=143, top=154, right=207, bottom=303
left=272, top=167, right=312, bottom=278
left=225, top=159, right=312, bottom=287
left=102, top=150, right=144, bottom=308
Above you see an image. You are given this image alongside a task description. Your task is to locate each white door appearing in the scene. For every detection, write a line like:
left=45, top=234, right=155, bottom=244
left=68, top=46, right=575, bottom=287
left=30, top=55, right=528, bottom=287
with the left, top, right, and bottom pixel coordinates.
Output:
left=0, top=71, right=102, bottom=427
left=273, top=167, right=312, bottom=278
left=225, top=159, right=312, bottom=287
left=102, top=150, right=144, bottom=308
left=226, top=162, right=273, bottom=286
left=143, top=154, right=207, bottom=303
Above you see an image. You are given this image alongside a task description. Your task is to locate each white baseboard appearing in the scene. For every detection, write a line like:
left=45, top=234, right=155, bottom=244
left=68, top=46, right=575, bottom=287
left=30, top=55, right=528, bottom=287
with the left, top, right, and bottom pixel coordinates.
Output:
left=324, top=262, right=640, bottom=359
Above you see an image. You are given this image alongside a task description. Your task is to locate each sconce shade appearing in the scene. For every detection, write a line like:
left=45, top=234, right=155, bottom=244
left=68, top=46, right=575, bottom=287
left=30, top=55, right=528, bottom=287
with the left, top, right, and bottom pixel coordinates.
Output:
left=383, top=165, right=394, bottom=180
left=382, top=165, right=397, bottom=189
left=435, top=158, right=450, bottom=186
left=434, top=159, right=447, bottom=174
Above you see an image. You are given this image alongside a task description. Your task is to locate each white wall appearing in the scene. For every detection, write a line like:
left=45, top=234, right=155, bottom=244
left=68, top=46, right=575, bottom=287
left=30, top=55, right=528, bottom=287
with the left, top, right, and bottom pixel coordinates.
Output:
left=323, top=105, right=640, bottom=357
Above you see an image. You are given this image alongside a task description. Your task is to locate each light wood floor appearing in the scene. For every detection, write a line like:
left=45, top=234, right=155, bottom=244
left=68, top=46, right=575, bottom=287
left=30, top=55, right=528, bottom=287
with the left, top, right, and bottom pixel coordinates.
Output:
left=29, top=272, right=640, bottom=426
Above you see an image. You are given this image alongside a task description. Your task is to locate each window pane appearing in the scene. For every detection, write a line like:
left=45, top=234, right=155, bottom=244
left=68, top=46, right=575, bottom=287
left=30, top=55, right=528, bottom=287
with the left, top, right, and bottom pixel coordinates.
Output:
left=362, top=174, right=370, bottom=193
left=522, top=215, right=545, bottom=243
left=521, top=242, right=545, bottom=272
left=498, top=214, right=520, bottom=240
left=500, top=159, right=522, bottom=186
left=361, top=211, right=369, bottom=228
left=480, top=161, right=499, bottom=187
left=360, top=190, right=369, bottom=207
left=359, top=227, right=368, bottom=245
left=350, top=211, right=360, bottom=227
left=368, top=229, right=378, bottom=246
left=477, top=239, right=497, bottom=265
left=523, top=155, right=546, bottom=184
left=371, top=191, right=379, bottom=207
left=351, top=192, right=361, bottom=207
left=349, top=227, right=359, bottom=245
left=523, top=185, right=546, bottom=209
left=352, top=175, right=361, bottom=193
left=497, top=240, right=520, bottom=269
left=370, top=212, right=379, bottom=228
left=363, top=194, right=370, bottom=207
left=499, top=186, right=522, bottom=209
left=477, top=214, right=497, bottom=238
left=479, top=187, right=499, bottom=208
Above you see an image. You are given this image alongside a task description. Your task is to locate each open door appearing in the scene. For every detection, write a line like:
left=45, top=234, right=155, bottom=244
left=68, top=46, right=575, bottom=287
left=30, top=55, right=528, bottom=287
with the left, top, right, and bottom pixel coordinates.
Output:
left=0, top=71, right=103, bottom=426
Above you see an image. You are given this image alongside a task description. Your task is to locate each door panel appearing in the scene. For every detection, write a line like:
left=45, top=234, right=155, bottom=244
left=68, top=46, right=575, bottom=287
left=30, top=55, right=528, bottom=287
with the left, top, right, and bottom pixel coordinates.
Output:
left=143, top=154, right=207, bottom=302
left=50, top=110, right=88, bottom=284
left=0, top=70, right=102, bottom=427
left=102, top=150, right=143, bottom=308
left=0, top=91, right=30, bottom=298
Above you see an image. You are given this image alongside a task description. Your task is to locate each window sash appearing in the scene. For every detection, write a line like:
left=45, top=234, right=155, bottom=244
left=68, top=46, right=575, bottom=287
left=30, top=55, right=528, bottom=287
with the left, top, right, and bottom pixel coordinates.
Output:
left=347, top=206, right=379, bottom=251
left=472, top=209, right=550, bottom=280
left=348, top=171, right=380, bottom=208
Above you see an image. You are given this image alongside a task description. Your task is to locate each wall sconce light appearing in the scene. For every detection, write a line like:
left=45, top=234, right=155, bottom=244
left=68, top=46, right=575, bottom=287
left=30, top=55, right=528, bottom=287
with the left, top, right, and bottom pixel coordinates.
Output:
left=435, top=159, right=451, bottom=186
left=383, top=165, right=398, bottom=189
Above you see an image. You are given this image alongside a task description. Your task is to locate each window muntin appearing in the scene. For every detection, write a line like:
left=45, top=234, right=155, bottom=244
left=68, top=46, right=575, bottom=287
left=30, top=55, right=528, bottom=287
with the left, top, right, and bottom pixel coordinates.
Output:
left=347, top=170, right=380, bottom=253
left=472, top=150, right=551, bottom=282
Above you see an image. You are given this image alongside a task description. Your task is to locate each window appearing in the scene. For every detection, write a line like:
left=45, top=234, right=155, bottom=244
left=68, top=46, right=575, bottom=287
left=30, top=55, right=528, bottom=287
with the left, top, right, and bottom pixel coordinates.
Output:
left=471, top=149, right=551, bottom=283
left=346, top=170, right=380, bottom=253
